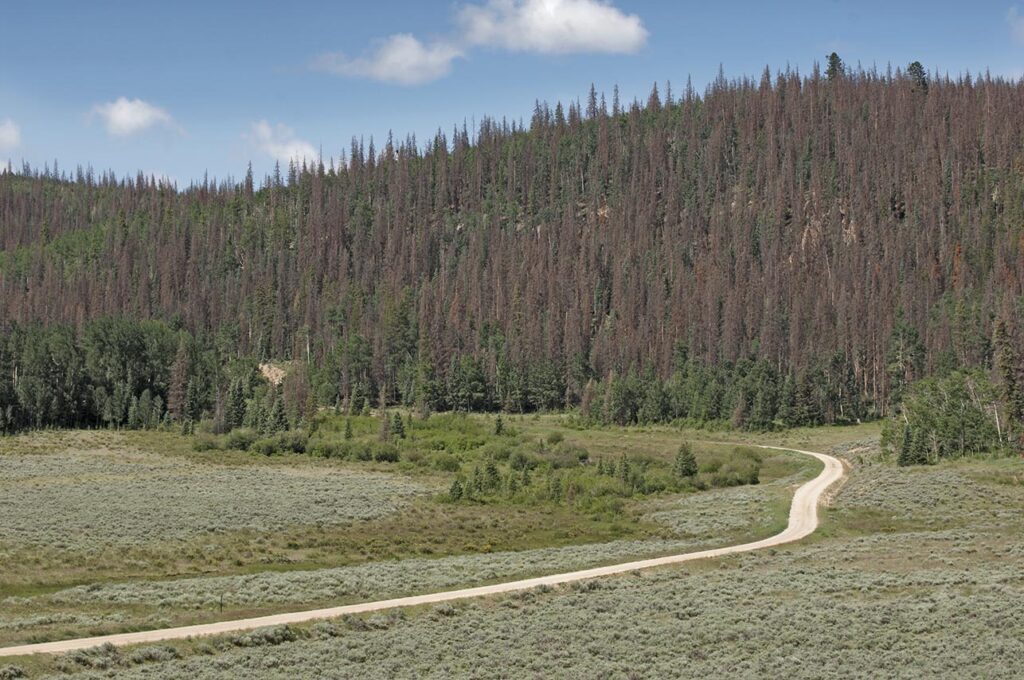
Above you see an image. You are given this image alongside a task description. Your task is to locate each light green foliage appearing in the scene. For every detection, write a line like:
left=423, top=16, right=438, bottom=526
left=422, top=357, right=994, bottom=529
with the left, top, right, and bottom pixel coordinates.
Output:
left=884, top=370, right=1007, bottom=464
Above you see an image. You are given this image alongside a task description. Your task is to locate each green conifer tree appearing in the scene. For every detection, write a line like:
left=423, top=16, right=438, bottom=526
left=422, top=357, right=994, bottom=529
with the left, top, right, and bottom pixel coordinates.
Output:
left=449, top=478, right=464, bottom=501
left=673, top=442, right=699, bottom=478
left=391, top=411, right=405, bottom=439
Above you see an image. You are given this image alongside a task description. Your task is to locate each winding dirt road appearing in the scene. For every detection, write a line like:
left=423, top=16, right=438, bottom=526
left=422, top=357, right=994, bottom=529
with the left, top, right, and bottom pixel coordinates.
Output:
left=0, top=444, right=844, bottom=658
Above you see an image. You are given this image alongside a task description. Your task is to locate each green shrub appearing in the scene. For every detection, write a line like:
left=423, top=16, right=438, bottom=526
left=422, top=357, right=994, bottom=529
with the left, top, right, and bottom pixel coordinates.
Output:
left=353, top=442, right=373, bottom=461
left=431, top=452, right=461, bottom=472
left=0, top=666, right=26, bottom=680
left=372, top=443, right=400, bottom=463
left=227, top=625, right=299, bottom=648
left=508, top=450, right=539, bottom=471
left=403, top=449, right=425, bottom=465
left=699, top=459, right=722, bottom=474
left=546, top=431, right=564, bottom=445
left=479, top=442, right=513, bottom=461
left=225, top=428, right=258, bottom=451
left=710, top=461, right=760, bottom=487
left=309, top=440, right=344, bottom=458
left=252, top=437, right=279, bottom=456
left=545, top=446, right=587, bottom=469
left=191, top=432, right=222, bottom=452
left=275, top=430, right=309, bottom=454
left=127, top=646, right=181, bottom=666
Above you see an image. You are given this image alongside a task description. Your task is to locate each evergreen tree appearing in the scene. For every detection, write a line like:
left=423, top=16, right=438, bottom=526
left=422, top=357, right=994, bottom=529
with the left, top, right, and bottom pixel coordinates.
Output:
left=167, top=339, right=190, bottom=421
left=226, top=380, right=246, bottom=430
left=886, top=313, right=925, bottom=411
left=826, top=52, right=844, bottom=81
left=994, top=318, right=1023, bottom=427
left=127, top=395, right=141, bottom=429
left=448, top=478, right=464, bottom=501
left=547, top=473, right=562, bottom=502
left=415, top=336, right=442, bottom=414
left=246, top=397, right=266, bottom=432
left=379, top=411, right=392, bottom=442
left=151, top=394, right=164, bottom=428
left=344, top=417, right=354, bottom=440
left=673, top=442, right=698, bottom=478
left=907, top=61, right=928, bottom=93
left=448, top=356, right=489, bottom=412
left=137, top=389, right=154, bottom=429
left=519, top=467, right=531, bottom=489
left=897, top=425, right=930, bottom=466
left=391, top=411, right=405, bottom=439
left=469, top=465, right=484, bottom=495
left=494, top=414, right=504, bottom=435
left=267, top=397, right=288, bottom=434
left=184, top=378, right=203, bottom=423
left=484, top=460, right=500, bottom=490
left=505, top=471, right=519, bottom=496
left=777, top=374, right=798, bottom=427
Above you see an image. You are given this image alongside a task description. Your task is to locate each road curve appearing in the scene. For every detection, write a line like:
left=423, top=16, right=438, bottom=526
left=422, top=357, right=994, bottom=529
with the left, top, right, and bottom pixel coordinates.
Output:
left=0, top=444, right=844, bottom=658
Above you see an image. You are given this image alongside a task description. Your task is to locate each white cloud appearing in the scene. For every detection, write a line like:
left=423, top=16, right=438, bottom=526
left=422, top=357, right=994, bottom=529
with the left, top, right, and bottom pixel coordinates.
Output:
left=312, top=0, right=646, bottom=85
left=312, top=34, right=463, bottom=85
left=92, top=97, right=180, bottom=137
left=1010, top=7, right=1024, bottom=44
left=247, top=121, right=318, bottom=165
left=457, top=0, right=648, bottom=54
left=0, top=119, right=20, bottom=151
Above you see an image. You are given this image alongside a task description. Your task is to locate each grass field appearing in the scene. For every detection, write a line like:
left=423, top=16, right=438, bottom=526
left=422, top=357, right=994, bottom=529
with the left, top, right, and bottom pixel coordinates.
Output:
left=6, top=425, right=1023, bottom=679
left=0, top=414, right=818, bottom=653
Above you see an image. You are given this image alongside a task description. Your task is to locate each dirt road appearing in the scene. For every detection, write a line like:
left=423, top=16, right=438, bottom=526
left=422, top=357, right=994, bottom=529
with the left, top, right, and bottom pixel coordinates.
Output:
left=0, top=444, right=844, bottom=658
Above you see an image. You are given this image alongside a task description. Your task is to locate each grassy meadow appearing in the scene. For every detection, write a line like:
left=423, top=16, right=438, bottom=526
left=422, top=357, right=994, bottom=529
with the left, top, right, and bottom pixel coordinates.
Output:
left=5, top=416, right=1021, bottom=678
left=0, top=413, right=818, bottom=652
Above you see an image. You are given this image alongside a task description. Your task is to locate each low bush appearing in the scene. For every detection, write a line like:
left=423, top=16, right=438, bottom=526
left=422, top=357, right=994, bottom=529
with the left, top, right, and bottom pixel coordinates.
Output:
left=275, top=430, right=309, bottom=454
left=431, top=452, right=462, bottom=472
left=226, top=625, right=299, bottom=648
left=373, top=443, right=400, bottom=463
left=309, top=440, right=345, bottom=458
left=252, top=431, right=309, bottom=456
left=508, top=450, right=540, bottom=471
left=127, top=646, right=181, bottom=665
left=224, top=428, right=258, bottom=451
left=307, top=438, right=399, bottom=463
left=191, top=432, right=222, bottom=452
left=56, top=643, right=122, bottom=671
left=251, top=437, right=279, bottom=456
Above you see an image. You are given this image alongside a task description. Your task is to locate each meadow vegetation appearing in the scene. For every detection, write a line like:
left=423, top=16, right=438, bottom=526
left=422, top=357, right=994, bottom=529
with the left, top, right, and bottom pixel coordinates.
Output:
left=0, top=415, right=814, bottom=649
left=8, top=431, right=1024, bottom=679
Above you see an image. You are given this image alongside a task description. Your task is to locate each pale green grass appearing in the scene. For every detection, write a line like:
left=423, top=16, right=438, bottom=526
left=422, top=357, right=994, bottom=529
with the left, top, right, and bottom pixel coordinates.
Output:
left=13, top=429, right=1024, bottom=680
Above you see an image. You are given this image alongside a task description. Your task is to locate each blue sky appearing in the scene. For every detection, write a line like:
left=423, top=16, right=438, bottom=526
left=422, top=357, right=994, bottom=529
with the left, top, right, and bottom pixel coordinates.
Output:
left=1, top=0, right=1022, bottom=185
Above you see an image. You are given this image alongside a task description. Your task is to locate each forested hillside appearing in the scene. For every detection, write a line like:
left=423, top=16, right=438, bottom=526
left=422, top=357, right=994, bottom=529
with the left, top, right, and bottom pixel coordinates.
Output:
left=1, top=63, right=1023, bottom=438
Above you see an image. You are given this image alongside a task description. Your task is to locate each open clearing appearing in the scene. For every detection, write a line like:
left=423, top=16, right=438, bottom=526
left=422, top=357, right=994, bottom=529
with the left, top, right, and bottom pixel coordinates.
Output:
left=4, top=420, right=1022, bottom=678
left=0, top=443, right=841, bottom=657
left=0, top=418, right=815, bottom=650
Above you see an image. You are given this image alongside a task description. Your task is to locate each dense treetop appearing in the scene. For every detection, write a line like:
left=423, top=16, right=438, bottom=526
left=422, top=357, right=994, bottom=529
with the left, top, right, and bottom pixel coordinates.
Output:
left=1, top=64, right=1022, bottom=431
